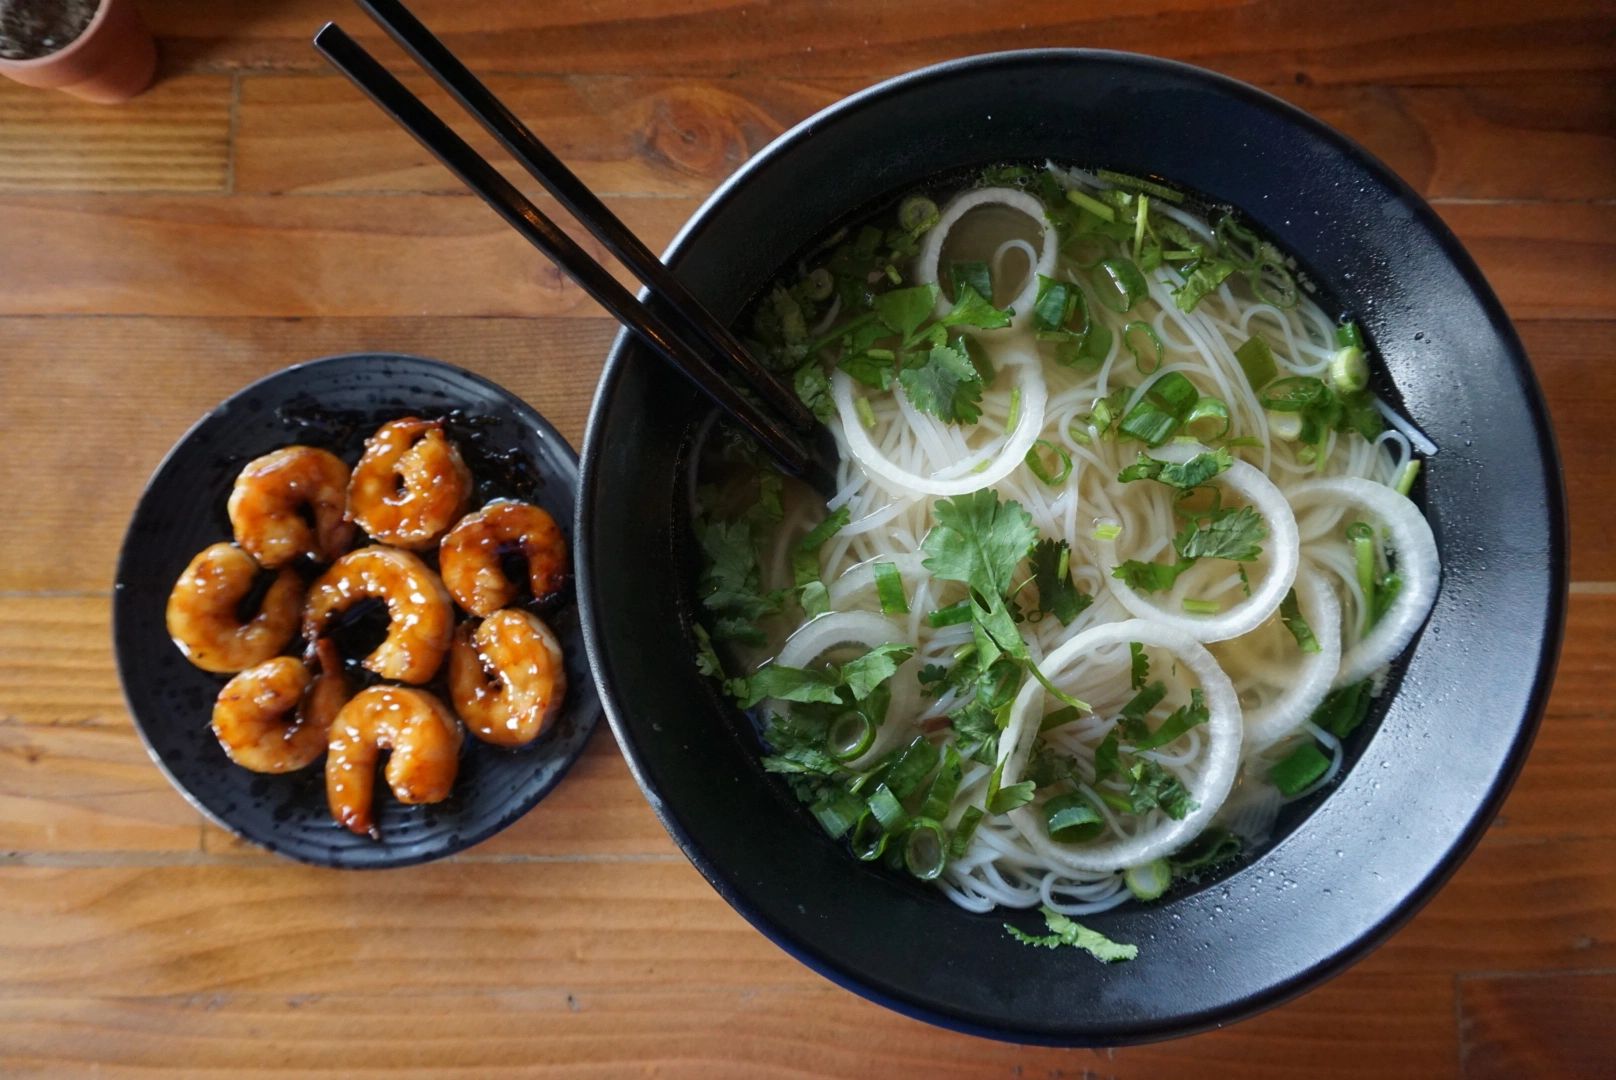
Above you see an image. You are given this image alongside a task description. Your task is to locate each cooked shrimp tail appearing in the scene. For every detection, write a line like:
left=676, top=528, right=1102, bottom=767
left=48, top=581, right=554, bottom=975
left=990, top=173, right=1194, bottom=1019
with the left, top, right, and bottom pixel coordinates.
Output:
left=227, top=445, right=355, bottom=567
left=439, top=499, right=570, bottom=617
left=326, top=685, right=464, bottom=838
left=166, top=543, right=302, bottom=673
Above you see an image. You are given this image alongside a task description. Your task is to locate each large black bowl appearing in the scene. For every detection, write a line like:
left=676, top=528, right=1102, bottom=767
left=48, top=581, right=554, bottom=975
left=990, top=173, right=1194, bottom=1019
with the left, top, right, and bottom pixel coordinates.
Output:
left=576, top=51, right=1565, bottom=1043
left=115, top=353, right=599, bottom=868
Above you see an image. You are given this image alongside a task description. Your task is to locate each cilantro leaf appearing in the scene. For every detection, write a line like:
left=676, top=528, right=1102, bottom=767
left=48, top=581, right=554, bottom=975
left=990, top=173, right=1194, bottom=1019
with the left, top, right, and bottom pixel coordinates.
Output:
left=726, top=663, right=842, bottom=709
left=839, top=642, right=916, bottom=701
left=1172, top=257, right=1236, bottom=312
left=1117, top=447, right=1232, bottom=489
left=940, top=283, right=1012, bottom=330
left=1129, top=641, right=1149, bottom=690
left=1004, top=905, right=1138, bottom=963
left=898, top=342, right=984, bottom=423
left=949, top=262, right=992, bottom=305
left=1094, top=729, right=1122, bottom=782
left=1125, top=759, right=1197, bottom=820
left=696, top=517, right=785, bottom=645
left=874, top=283, right=940, bottom=341
left=985, top=757, right=1036, bottom=814
left=1029, top=538, right=1092, bottom=626
left=692, top=623, right=724, bottom=680
left=792, top=507, right=850, bottom=618
left=922, top=490, right=1038, bottom=600
left=793, top=362, right=834, bottom=421
left=1112, top=558, right=1194, bottom=594
left=1174, top=505, right=1267, bottom=562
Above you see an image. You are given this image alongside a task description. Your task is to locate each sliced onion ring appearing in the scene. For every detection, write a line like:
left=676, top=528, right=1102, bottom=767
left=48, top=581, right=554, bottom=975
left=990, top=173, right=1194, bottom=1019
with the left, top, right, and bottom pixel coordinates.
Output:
left=1000, top=619, right=1242, bottom=873
left=1232, top=565, right=1342, bottom=750
left=914, top=186, right=1058, bottom=335
left=1286, top=477, right=1439, bottom=687
left=1098, top=443, right=1300, bottom=642
left=831, top=356, right=1047, bottom=498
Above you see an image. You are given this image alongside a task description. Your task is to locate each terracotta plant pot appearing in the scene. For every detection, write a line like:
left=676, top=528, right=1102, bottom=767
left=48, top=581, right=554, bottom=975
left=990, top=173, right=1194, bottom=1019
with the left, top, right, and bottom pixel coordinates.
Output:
left=0, top=0, right=157, bottom=103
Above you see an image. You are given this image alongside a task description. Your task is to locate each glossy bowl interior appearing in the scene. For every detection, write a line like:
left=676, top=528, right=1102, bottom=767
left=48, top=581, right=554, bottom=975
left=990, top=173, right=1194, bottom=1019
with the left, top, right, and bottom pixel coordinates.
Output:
left=115, top=353, right=600, bottom=868
left=577, top=51, right=1564, bottom=1043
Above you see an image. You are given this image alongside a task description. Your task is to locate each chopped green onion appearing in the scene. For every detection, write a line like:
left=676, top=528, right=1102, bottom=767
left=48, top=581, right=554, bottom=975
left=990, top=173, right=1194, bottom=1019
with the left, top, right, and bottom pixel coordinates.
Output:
left=1267, top=409, right=1304, bottom=440
left=1337, top=321, right=1365, bottom=349
left=1097, top=258, right=1148, bottom=313
left=851, top=810, right=887, bottom=860
left=1214, top=214, right=1262, bottom=268
left=1123, top=320, right=1164, bottom=373
left=884, top=735, right=941, bottom=799
left=1395, top=459, right=1422, bottom=497
left=1096, top=169, right=1186, bottom=203
left=1124, top=858, right=1172, bottom=901
left=1119, top=371, right=1199, bottom=446
left=926, top=600, right=971, bottom=628
left=810, top=790, right=864, bottom=839
left=872, top=560, right=908, bottom=615
left=947, top=806, right=985, bottom=859
left=802, top=267, right=834, bottom=301
left=827, top=712, right=875, bottom=762
left=1066, top=188, right=1116, bottom=222
left=1184, top=396, right=1231, bottom=440
left=903, top=819, right=948, bottom=880
left=1269, top=742, right=1331, bottom=796
left=950, top=261, right=992, bottom=304
left=1347, top=521, right=1377, bottom=619
left=1235, top=334, right=1278, bottom=391
left=1182, top=598, right=1221, bottom=615
left=1043, top=792, right=1105, bottom=843
left=1169, top=827, right=1241, bottom=873
left=1249, top=259, right=1298, bottom=308
left=1330, top=345, right=1369, bottom=394
left=1091, top=520, right=1123, bottom=542
left=1006, top=386, right=1022, bottom=433
left=867, top=784, right=909, bottom=834
left=855, top=395, right=876, bottom=429
left=1025, top=439, right=1073, bottom=486
left=899, top=194, right=940, bottom=235
left=1311, top=680, right=1374, bottom=738
left=882, top=264, right=902, bottom=285
left=920, top=746, right=963, bottom=822
left=1133, top=194, right=1150, bottom=260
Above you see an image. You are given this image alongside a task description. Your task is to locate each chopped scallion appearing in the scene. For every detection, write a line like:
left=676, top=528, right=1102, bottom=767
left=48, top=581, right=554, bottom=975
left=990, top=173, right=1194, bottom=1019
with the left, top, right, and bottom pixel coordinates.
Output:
left=1067, top=188, right=1116, bottom=223
left=1043, top=792, right=1104, bottom=843
left=1025, top=439, right=1073, bottom=486
left=1097, top=258, right=1148, bottom=313
left=855, top=395, right=876, bottom=429
left=1182, top=598, right=1221, bottom=615
left=867, top=784, right=908, bottom=834
left=926, top=600, right=972, bottom=628
left=1395, top=458, right=1421, bottom=496
left=1269, top=742, right=1331, bottom=796
left=1330, top=345, right=1369, bottom=394
left=1123, top=320, right=1164, bottom=373
left=872, top=559, right=909, bottom=615
left=903, top=819, right=948, bottom=880
left=826, top=712, right=875, bottom=762
left=1235, top=334, right=1278, bottom=391
left=1091, top=520, right=1123, bottom=542
left=1124, top=858, right=1172, bottom=901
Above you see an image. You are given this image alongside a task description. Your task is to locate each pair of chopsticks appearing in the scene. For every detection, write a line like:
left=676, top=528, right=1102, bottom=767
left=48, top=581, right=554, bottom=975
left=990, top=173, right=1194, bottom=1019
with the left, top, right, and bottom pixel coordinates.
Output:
left=314, top=0, right=835, bottom=492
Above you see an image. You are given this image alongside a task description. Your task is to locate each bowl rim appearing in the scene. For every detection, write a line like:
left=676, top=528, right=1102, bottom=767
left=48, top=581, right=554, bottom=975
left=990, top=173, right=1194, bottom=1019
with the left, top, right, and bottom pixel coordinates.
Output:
left=113, top=351, right=600, bottom=870
left=576, top=48, right=1568, bottom=1043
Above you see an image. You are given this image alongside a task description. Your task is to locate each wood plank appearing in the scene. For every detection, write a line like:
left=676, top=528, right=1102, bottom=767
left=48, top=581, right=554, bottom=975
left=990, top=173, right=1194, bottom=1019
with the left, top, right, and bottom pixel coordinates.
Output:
left=0, top=194, right=695, bottom=319
left=235, top=73, right=851, bottom=197
left=0, top=316, right=616, bottom=593
left=0, top=75, right=232, bottom=193
left=1458, top=971, right=1616, bottom=1080
left=0, top=194, right=1608, bottom=320
left=1521, top=319, right=1616, bottom=583
left=0, top=838, right=1608, bottom=999
left=0, top=597, right=126, bottom=727
left=0, top=973, right=1457, bottom=1078
left=234, top=74, right=1616, bottom=202
left=141, top=0, right=1616, bottom=84
left=0, top=722, right=200, bottom=854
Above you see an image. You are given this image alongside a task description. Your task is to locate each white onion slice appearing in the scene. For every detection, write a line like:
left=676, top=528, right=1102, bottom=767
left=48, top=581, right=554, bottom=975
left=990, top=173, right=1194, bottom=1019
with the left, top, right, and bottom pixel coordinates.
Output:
left=773, top=611, right=916, bottom=769
left=914, top=187, right=1057, bottom=335
left=1287, top=477, right=1440, bottom=686
left=1000, top=619, right=1242, bottom=872
left=1097, top=444, right=1300, bottom=642
left=1236, top=566, right=1342, bottom=750
left=831, top=357, right=1047, bottom=498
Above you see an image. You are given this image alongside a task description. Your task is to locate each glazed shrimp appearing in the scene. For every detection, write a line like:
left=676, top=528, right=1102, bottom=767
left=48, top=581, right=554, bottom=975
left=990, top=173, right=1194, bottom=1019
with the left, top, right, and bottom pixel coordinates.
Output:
left=326, top=685, right=464, bottom=838
left=209, top=639, right=350, bottom=773
left=166, top=543, right=302, bottom=673
left=439, top=499, right=570, bottom=617
left=227, top=446, right=355, bottom=567
left=302, top=546, right=455, bottom=683
left=346, top=418, right=472, bottom=549
left=448, top=609, right=568, bottom=747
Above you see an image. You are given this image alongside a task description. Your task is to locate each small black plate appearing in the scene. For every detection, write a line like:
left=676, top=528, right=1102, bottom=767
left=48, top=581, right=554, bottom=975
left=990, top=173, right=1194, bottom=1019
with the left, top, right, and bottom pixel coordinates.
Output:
left=114, top=353, right=599, bottom=868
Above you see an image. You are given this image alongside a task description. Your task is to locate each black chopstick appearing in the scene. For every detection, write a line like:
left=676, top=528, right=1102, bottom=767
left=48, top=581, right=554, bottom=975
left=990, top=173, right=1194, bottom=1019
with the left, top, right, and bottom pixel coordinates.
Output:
left=351, top=0, right=815, bottom=435
left=313, top=23, right=828, bottom=487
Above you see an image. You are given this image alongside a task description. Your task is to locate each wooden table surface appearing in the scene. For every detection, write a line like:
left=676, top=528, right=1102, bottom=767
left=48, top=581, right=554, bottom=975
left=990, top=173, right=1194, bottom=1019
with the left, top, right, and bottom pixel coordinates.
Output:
left=2, top=1, right=1612, bottom=1075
